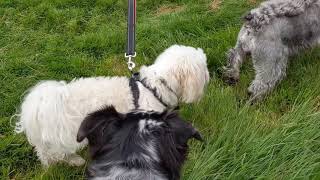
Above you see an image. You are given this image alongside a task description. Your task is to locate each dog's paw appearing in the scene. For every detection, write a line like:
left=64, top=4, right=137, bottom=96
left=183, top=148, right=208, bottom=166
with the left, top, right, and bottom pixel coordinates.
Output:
left=247, top=81, right=269, bottom=104
left=65, top=154, right=86, bottom=166
left=222, top=67, right=239, bottom=85
left=247, top=92, right=263, bottom=104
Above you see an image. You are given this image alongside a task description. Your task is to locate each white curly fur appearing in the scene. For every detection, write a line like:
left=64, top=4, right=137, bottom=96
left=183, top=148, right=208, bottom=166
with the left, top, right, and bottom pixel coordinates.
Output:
left=15, top=45, right=209, bottom=167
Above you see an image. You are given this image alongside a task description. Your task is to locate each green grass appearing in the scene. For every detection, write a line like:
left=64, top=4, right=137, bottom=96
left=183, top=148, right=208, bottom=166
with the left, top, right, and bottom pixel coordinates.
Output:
left=1, top=0, right=320, bottom=179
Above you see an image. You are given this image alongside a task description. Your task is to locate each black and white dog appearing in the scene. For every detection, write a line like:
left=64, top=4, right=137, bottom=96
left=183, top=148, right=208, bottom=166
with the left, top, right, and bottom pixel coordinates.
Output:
left=77, top=106, right=203, bottom=180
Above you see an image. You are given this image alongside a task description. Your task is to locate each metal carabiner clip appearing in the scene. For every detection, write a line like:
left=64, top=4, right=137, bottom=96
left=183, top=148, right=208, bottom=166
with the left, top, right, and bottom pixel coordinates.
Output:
left=125, top=52, right=137, bottom=71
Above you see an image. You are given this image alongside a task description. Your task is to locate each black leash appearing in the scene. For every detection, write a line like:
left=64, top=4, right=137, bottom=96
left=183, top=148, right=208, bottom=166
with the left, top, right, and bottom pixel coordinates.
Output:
left=129, top=76, right=140, bottom=109
left=125, top=1, right=178, bottom=110
left=125, top=0, right=137, bottom=72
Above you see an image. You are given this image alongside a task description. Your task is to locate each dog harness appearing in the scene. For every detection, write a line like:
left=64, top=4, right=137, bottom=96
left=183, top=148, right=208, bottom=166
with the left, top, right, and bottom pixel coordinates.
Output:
left=129, top=72, right=178, bottom=110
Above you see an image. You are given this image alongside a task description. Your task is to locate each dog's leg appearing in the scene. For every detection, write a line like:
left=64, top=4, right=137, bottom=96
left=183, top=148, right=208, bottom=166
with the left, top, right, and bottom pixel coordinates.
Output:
left=35, top=147, right=65, bottom=167
left=36, top=146, right=85, bottom=167
left=248, top=44, right=288, bottom=102
left=64, top=154, right=86, bottom=166
left=36, top=148, right=52, bottom=167
left=222, top=47, right=246, bottom=85
left=223, top=27, right=250, bottom=85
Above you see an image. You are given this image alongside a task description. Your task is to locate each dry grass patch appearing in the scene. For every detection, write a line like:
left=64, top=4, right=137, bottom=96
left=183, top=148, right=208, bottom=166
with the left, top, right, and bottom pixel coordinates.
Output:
left=155, top=5, right=185, bottom=16
left=248, top=0, right=257, bottom=5
left=210, top=0, right=221, bottom=11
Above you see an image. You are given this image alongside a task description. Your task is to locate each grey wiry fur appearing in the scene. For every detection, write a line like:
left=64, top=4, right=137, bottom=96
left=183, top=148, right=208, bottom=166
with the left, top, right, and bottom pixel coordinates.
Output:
left=245, top=0, right=318, bottom=31
left=222, top=0, right=320, bottom=102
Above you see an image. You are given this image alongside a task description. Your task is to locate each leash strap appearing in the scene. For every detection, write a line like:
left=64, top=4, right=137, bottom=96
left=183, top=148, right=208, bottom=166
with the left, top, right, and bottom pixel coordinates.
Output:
left=125, top=0, right=137, bottom=71
left=129, top=77, right=140, bottom=109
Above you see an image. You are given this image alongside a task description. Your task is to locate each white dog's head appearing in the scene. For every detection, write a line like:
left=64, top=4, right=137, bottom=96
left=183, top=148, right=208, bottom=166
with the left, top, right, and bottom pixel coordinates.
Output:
left=140, top=45, right=210, bottom=103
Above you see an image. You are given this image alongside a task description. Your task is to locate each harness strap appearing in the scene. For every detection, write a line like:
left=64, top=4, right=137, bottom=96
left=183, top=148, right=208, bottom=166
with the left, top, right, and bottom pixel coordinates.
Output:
left=129, top=73, right=178, bottom=110
left=159, top=78, right=178, bottom=99
left=138, top=79, right=170, bottom=108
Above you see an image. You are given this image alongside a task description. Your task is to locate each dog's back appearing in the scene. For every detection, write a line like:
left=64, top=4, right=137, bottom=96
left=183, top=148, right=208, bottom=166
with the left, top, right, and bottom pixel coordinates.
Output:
left=278, top=4, right=320, bottom=50
left=261, top=2, right=320, bottom=53
left=245, top=0, right=320, bottom=32
left=245, top=0, right=320, bottom=53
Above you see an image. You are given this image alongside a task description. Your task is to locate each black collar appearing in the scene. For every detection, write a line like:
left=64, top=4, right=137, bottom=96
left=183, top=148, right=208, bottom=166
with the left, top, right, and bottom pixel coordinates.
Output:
left=129, top=72, right=178, bottom=109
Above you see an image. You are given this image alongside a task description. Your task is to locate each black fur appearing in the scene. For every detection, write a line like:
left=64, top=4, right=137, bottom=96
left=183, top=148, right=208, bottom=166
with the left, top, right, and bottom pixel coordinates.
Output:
left=77, top=106, right=203, bottom=180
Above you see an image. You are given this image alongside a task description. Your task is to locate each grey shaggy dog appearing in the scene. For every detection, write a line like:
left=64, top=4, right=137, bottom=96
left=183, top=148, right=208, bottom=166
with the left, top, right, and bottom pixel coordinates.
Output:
left=222, top=0, right=320, bottom=102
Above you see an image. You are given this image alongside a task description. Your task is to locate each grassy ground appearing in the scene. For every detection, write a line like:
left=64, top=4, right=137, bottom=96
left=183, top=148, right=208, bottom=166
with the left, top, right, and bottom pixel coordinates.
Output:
left=1, top=0, right=320, bottom=179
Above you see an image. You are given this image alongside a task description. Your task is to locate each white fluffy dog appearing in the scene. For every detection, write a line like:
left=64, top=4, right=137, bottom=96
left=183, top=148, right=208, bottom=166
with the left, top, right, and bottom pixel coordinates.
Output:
left=15, top=45, right=209, bottom=167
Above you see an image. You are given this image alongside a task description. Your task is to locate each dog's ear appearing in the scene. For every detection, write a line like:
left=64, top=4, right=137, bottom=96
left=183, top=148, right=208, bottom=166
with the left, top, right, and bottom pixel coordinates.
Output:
left=180, top=119, right=204, bottom=142
left=77, top=106, right=123, bottom=142
left=164, top=112, right=204, bottom=143
left=172, top=52, right=209, bottom=103
left=189, top=126, right=204, bottom=142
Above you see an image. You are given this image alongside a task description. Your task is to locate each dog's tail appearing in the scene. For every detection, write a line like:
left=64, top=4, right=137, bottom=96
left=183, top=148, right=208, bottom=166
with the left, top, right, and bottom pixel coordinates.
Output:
left=15, top=80, right=68, bottom=142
